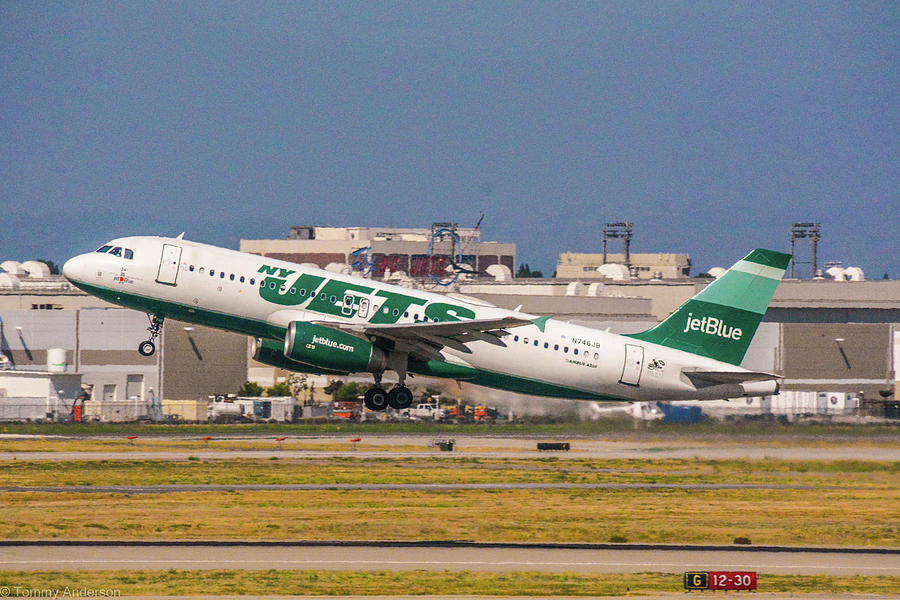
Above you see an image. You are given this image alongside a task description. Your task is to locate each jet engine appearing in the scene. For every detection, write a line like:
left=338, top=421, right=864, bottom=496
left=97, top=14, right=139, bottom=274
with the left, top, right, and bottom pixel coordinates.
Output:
left=250, top=337, right=348, bottom=375
left=283, top=321, right=388, bottom=375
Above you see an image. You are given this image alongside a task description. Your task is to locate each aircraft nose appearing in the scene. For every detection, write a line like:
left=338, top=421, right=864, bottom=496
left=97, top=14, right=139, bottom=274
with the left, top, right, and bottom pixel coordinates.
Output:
left=62, top=254, right=89, bottom=283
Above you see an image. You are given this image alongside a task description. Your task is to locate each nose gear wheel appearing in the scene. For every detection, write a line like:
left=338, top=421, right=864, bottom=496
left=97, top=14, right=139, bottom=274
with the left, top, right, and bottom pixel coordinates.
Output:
left=138, top=314, right=164, bottom=356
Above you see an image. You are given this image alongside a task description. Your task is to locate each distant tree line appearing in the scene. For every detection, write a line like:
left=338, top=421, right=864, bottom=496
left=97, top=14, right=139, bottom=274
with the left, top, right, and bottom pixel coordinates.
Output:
left=516, top=263, right=543, bottom=278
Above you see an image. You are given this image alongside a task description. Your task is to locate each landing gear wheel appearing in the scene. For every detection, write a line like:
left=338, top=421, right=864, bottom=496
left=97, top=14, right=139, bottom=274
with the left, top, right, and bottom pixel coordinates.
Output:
left=138, top=314, right=164, bottom=357
left=387, top=386, right=413, bottom=410
left=364, top=387, right=389, bottom=412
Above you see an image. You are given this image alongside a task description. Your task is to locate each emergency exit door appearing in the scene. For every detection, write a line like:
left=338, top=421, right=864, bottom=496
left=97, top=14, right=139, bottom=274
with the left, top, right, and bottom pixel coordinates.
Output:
left=156, top=244, right=182, bottom=285
left=619, top=344, right=644, bottom=387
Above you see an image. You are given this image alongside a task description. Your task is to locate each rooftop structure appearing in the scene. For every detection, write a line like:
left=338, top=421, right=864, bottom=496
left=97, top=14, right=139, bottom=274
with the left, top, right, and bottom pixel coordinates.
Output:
left=556, top=252, right=692, bottom=280
left=243, top=224, right=516, bottom=285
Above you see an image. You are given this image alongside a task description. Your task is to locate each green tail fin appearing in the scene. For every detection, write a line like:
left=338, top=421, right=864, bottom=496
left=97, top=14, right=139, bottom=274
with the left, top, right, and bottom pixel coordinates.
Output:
left=627, top=249, right=791, bottom=365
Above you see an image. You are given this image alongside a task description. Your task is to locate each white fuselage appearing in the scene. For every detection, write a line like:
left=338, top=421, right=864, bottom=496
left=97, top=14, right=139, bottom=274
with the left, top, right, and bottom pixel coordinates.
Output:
left=63, top=236, right=773, bottom=402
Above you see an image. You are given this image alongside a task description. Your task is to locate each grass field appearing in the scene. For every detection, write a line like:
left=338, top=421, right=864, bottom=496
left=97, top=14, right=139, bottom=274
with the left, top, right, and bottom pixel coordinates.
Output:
left=1, top=457, right=897, bottom=547
left=1, top=570, right=899, bottom=596
left=1, top=456, right=897, bottom=487
left=1, top=431, right=897, bottom=596
left=4, top=487, right=896, bottom=546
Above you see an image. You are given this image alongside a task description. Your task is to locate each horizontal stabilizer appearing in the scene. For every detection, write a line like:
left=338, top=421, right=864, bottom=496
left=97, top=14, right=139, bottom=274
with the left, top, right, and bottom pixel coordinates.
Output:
left=683, top=369, right=781, bottom=387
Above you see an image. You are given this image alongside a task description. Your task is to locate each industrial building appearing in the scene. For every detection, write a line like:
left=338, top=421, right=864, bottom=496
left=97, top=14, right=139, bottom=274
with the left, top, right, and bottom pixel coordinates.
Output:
left=240, top=224, right=516, bottom=282
left=0, top=369, right=82, bottom=422
left=0, top=305, right=248, bottom=421
left=555, top=252, right=692, bottom=280
left=0, top=261, right=248, bottom=421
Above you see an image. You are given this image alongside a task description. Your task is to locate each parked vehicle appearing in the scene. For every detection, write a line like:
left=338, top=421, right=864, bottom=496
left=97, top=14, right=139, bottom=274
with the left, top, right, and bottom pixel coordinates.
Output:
left=401, top=403, right=446, bottom=421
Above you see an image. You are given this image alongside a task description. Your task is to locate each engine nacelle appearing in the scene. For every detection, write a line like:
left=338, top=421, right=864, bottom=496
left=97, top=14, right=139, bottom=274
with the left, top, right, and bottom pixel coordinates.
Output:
left=251, top=338, right=348, bottom=375
left=284, top=321, right=388, bottom=375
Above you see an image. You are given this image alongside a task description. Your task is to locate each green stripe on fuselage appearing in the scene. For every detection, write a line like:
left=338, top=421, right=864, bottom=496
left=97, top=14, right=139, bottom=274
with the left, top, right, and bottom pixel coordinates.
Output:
left=70, top=280, right=283, bottom=340
left=464, top=368, right=624, bottom=401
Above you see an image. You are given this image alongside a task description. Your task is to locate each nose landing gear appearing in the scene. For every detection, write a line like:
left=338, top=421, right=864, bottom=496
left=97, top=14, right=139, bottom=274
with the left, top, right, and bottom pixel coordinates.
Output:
left=138, top=315, right=164, bottom=356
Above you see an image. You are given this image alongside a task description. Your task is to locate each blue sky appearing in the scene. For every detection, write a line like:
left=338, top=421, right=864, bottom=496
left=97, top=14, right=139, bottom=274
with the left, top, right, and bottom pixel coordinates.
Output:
left=2, top=2, right=897, bottom=277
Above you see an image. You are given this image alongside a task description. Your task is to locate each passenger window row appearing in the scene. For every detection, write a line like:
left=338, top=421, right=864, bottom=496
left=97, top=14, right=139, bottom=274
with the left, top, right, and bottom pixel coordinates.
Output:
left=188, top=264, right=257, bottom=286
left=184, top=264, right=449, bottom=322
left=511, top=334, right=600, bottom=360
left=402, top=311, right=439, bottom=322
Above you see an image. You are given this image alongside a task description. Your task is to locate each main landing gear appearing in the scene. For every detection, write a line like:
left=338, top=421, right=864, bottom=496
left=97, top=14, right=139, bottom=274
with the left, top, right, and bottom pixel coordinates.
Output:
left=363, top=372, right=413, bottom=412
left=138, top=314, right=164, bottom=357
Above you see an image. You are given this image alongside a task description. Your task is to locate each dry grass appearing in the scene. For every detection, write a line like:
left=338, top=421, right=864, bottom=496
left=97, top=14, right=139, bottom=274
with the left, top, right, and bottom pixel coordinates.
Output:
left=0, top=456, right=896, bottom=487
left=1, top=456, right=897, bottom=547
left=2, top=485, right=897, bottom=546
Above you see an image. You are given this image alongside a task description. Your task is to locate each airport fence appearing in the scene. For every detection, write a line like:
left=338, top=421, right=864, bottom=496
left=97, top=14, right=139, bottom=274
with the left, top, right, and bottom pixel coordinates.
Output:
left=0, top=397, right=70, bottom=422
left=0, top=399, right=152, bottom=423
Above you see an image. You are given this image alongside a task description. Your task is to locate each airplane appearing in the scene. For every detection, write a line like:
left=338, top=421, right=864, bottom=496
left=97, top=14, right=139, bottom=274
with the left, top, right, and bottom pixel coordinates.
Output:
left=62, top=235, right=791, bottom=412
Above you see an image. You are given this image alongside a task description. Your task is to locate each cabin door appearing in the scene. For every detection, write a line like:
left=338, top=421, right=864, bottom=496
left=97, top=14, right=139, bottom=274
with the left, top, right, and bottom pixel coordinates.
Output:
left=619, top=344, right=644, bottom=387
left=156, top=244, right=182, bottom=285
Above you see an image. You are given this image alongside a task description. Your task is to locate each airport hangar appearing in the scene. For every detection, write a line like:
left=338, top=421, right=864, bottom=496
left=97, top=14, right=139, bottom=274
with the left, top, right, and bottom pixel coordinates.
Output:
left=0, top=232, right=898, bottom=421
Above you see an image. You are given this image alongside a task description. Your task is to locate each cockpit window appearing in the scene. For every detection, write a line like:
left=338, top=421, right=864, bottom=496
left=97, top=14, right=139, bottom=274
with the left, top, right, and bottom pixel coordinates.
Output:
left=124, top=249, right=134, bottom=260
left=109, top=247, right=122, bottom=257
left=95, top=245, right=113, bottom=253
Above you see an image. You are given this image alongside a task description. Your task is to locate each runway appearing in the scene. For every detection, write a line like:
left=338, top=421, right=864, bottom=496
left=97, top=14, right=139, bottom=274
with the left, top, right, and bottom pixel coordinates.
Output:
left=1, top=542, right=897, bottom=575
left=2, top=434, right=899, bottom=461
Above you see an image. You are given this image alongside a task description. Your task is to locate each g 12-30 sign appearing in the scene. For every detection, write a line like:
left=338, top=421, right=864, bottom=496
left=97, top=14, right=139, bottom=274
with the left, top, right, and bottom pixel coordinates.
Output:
left=684, top=571, right=757, bottom=590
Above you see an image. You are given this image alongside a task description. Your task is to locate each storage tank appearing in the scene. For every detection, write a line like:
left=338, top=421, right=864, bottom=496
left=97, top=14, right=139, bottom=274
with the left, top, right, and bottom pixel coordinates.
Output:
left=0, top=261, right=26, bottom=276
left=21, top=261, right=51, bottom=278
left=0, top=274, right=21, bottom=289
left=844, top=267, right=865, bottom=281
left=485, top=264, right=512, bottom=281
left=565, top=281, right=585, bottom=296
left=596, top=263, right=630, bottom=280
left=47, top=348, right=67, bottom=372
left=825, top=266, right=846, bottom=281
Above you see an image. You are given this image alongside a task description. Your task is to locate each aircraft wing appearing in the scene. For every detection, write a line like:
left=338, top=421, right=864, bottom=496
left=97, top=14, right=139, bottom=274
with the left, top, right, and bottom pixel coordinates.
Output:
left=682, top=369, right=782, bottom=387
left=312, top=316, right=533, bottom=363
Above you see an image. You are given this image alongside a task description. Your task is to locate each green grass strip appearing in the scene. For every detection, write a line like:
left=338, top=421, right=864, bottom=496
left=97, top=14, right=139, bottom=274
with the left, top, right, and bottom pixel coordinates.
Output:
left=0, top=570, right=899, bottom=596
